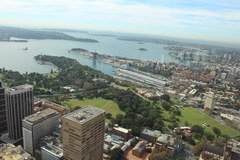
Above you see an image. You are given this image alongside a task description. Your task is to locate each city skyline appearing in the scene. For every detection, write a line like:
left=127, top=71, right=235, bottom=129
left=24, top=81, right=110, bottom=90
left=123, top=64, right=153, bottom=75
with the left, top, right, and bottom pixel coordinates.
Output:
left=0, top=0, right=240, bottom=44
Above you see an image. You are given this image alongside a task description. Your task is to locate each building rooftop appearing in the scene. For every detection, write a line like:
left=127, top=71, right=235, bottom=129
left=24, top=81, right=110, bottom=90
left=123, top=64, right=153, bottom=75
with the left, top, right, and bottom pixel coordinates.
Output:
left=203, top=144, right=224, bottom=156
left=0, top=143, right=33, bottom=160
left=113, top=126, right=130, bottom=134
left=227, top=139, right=240, bottom=154
left=157, top=134, right=176, bottom=146
left=141, top=128, right=161, bottom=138
left=23, top=108, right=59, bottom=124
left=41, top=135, right=63, bottom=158
left=133, top=141, right=147, bottom=153
left=205, top=92, right=215, bottom=99
left=42, top=100, right=70, bottom=112
left=5, top=84, right=33, bottom=94
left=63, top=106, right=105, bottom=124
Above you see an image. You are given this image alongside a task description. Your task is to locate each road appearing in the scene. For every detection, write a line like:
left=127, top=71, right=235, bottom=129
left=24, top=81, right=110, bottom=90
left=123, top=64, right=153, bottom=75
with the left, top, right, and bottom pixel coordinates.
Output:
left=34, top=88, right=109, bottom=98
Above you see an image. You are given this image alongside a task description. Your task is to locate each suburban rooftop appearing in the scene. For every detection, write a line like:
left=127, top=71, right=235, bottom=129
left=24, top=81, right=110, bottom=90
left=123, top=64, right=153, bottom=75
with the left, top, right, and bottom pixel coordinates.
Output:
left=63, top=106, right=105, bottom=124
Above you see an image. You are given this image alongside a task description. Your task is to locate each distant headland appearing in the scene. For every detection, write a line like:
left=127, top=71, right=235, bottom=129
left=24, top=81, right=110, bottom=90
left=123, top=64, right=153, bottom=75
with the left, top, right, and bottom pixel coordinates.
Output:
left=0, top=26, right=98, bottom=43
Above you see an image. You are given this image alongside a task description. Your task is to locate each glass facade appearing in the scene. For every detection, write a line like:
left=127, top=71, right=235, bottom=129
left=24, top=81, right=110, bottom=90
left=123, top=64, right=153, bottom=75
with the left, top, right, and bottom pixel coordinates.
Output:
left=0, top=82, right=7, bottom=133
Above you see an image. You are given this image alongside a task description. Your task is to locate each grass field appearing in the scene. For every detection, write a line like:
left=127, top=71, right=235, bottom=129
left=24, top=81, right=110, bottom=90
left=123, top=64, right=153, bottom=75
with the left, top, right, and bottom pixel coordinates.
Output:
left=62, top=98, right=125, bottom=118
left=170, top=98, right=185, bottom=104
left=178, top=107, right=240, bottom=137
left=44, top=69, right=61, bottom=77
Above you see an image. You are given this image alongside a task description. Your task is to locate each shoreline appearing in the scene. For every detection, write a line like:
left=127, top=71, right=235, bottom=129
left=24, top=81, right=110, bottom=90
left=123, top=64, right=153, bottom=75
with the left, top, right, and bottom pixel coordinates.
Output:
left=36, top=60, right=59, bottom=71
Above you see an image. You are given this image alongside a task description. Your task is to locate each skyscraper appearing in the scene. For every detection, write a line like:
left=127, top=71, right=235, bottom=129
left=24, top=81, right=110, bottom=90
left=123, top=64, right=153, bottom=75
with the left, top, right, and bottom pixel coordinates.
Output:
left=5, top=84, right=34, bottom=140
left=22, top=108, right=60, bottom=155
left=62, top=106, right=105, bottom=160
left=0, top=81, right=7, bottom=134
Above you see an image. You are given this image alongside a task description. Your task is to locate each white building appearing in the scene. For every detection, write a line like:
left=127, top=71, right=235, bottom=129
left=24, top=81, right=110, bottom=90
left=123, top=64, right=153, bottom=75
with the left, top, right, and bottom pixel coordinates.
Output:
left=22, top=109, right=60, bottom=155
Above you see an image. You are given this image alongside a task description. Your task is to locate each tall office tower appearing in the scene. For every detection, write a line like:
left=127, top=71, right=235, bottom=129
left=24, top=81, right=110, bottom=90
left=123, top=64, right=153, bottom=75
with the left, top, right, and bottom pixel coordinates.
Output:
left=0, top=81, right=7, bottom=133
left=5, top=84, right=34, bottom=140
left=204, top=92, right=215, bottom=113
left=62, top=106, right=105, bottom=160
left=22, top=108, right=60, bottom=155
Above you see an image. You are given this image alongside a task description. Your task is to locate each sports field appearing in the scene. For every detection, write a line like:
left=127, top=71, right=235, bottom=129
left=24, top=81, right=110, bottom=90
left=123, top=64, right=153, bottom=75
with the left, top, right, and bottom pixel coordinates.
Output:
left=178, top=107, right=240, bottom=137
left=62, top=98, right=125, bottom=118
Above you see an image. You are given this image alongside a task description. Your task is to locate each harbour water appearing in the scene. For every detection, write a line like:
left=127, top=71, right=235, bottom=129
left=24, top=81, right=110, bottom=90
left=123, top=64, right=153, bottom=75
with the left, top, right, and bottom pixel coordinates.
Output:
left=0, top=31, right=178, bottom=75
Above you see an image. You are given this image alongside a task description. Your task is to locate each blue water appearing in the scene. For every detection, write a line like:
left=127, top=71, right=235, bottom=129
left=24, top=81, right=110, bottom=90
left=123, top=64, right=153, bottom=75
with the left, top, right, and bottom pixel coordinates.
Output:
left=0, top=32, right=178, bottom=75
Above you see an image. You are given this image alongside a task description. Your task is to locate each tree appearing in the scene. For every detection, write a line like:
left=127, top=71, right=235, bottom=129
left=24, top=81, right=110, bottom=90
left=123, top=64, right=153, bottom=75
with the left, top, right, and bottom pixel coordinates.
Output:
left=191, top=125, right=204, bottom=136
left=204, top=132, right=214, bottom=141
left=75, top=79, right=82, bottom=86
left=162, top=101, right=171, bottom=111
left=212, top=127, right=221, bottom=137
left=146, top=148, right=152, bottom=153
left=192, top=141, right=206, bottom=156
left=109, top=148, right=124, bottom=160
left=186, top=136, right=196, bottom=145
left=83, top=82, right=93, bottom=89
left=106, top=113, right=112, bottom=119
left=161, top=94, right=171, bottom=102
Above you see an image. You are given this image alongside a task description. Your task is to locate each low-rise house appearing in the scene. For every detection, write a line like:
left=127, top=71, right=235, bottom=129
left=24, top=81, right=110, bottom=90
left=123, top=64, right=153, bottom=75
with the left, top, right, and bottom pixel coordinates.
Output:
left=140, top=128, right=161, bottom=143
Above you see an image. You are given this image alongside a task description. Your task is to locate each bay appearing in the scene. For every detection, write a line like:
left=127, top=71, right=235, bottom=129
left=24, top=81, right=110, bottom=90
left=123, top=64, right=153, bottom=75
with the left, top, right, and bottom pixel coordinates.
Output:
left=0, top=32, right=178, bottom=75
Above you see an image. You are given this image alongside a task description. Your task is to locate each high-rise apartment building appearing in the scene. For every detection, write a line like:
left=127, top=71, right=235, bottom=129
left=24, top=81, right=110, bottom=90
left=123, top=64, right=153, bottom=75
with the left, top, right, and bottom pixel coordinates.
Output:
left=62, top=106, right=105, bottom=160
left=0, top=81, right=7, bottom=134
left=204, top=92, right=215, bottom=113
left=22, top=108, right=60, bottom=155
left=5, top=84, right=34, bottom=140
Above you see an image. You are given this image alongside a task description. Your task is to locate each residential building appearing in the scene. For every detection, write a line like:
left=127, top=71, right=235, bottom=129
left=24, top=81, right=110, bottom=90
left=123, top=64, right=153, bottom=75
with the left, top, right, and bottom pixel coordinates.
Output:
left=155, top=134, right=182, bottom=158
left=62, top=106, right=105, bottom=160
left=204, top=92, right=215, bottom=113
left=22, top=108, right=60, bottom=155
left=0, top=143, right=34, bottom=160
left=5, top=84, right=34, bottom=140
left=0, top=81, right=7, bottom=134
left=140, top=128, right=161, bottom=143
left=132, top=141, right=147, bottom=157
left=112, top=125, right=132, bottom=141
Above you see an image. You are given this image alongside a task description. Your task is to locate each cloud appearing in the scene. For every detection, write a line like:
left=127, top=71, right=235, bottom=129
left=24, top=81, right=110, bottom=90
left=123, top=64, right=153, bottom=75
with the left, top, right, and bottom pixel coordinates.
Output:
left=0, top=0, right=240, bottom=42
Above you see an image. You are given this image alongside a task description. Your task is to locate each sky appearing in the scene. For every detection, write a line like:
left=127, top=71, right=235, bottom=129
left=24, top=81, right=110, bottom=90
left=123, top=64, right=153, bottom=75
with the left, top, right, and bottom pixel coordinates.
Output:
left=0, top=0, right=240, bottom=44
